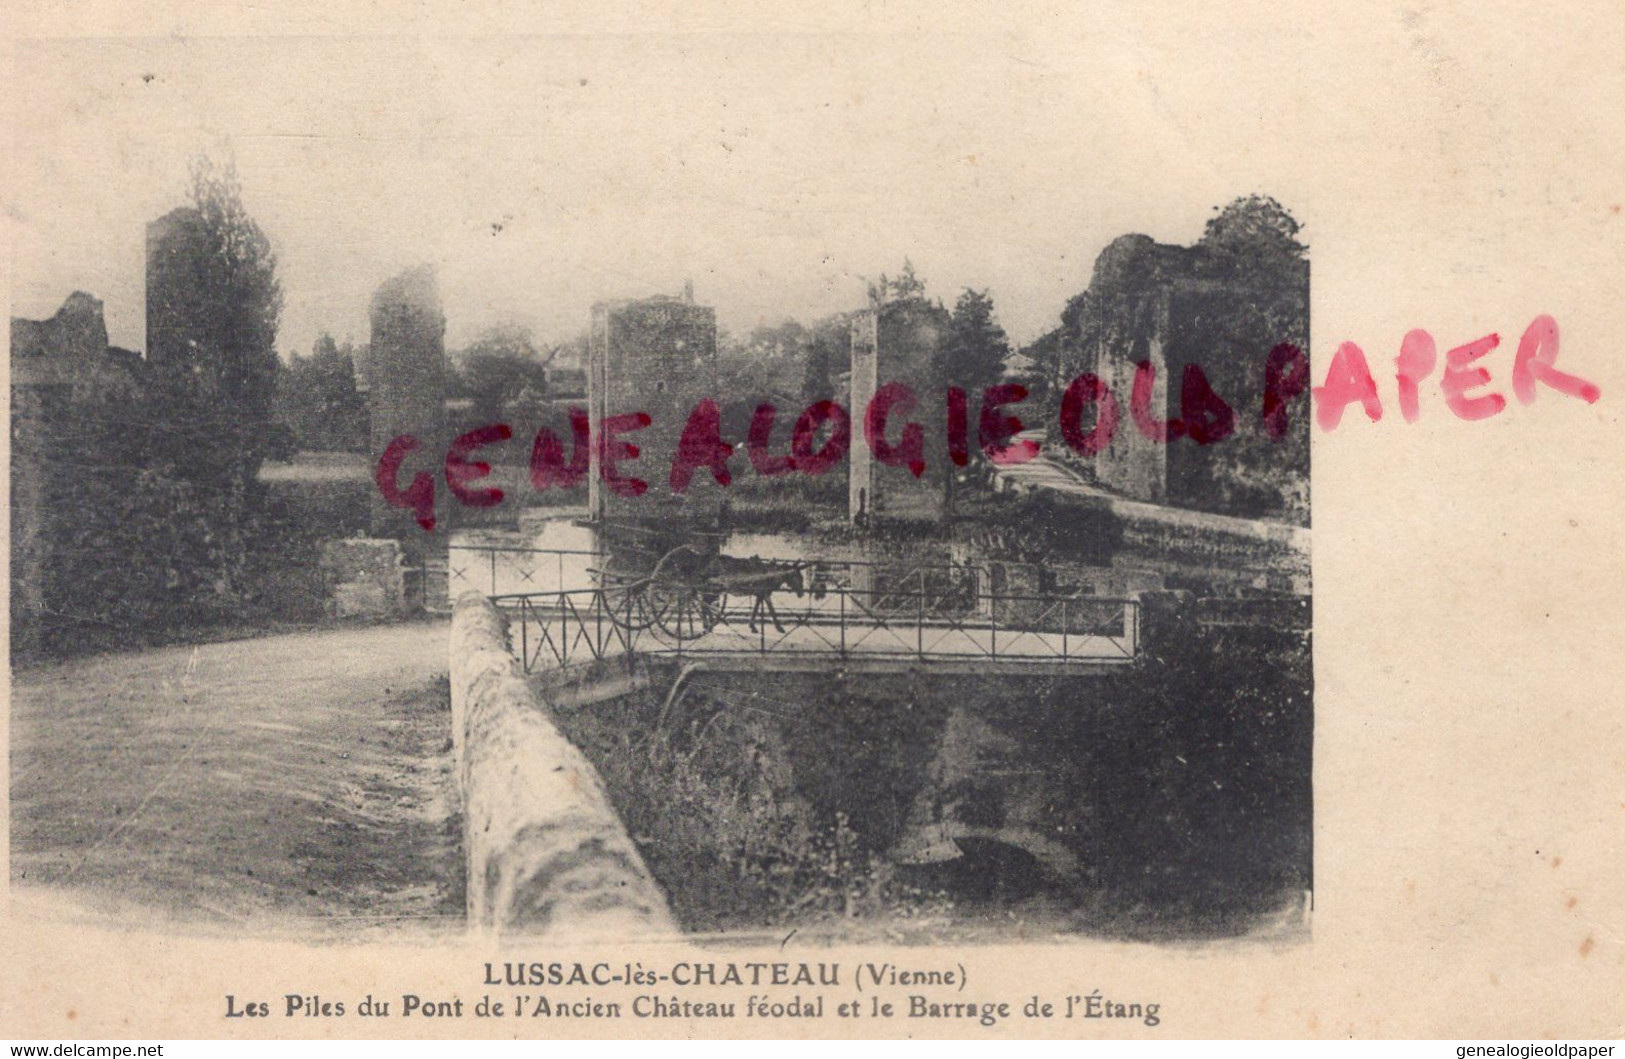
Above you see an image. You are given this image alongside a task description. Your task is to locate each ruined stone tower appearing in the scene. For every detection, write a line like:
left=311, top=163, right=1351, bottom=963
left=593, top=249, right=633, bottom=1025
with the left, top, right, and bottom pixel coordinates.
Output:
left=365, top=265, right=446, bottom=538
left=1080, top=233, right=1310, bottom=523
left=847, top=298, right=951, bottom=524
left=586, top=287, right=719, bottom=527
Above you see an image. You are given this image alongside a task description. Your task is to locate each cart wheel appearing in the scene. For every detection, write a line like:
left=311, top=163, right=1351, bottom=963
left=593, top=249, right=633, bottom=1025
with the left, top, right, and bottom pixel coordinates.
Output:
left=653, top=585, right=722, bottom=640
left=646, top=545, right=710, bottom=640
left=602, top=577, right=662, bottom=630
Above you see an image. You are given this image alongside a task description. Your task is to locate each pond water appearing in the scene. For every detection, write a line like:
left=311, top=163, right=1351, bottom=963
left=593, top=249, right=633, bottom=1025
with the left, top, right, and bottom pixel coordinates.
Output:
left=448, top=516, right=604, bottom=597
left=445, top=515, right=968, bottom=612
left=444, top=513, right=1145, bottom=620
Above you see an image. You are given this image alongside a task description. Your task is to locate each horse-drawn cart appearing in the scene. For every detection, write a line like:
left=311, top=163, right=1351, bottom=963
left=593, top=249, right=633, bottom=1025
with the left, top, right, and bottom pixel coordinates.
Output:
left=590, top=542, right=813, bottom=641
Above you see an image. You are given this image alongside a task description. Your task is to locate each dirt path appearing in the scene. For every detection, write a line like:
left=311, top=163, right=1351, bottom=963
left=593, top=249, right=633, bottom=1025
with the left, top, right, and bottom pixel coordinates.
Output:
left=9, top=620, right=463, bottom=940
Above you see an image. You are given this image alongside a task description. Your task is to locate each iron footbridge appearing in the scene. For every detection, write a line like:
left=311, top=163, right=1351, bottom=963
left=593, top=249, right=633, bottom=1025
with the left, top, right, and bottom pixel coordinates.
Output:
left=490, top=580, right=1140, bottom=677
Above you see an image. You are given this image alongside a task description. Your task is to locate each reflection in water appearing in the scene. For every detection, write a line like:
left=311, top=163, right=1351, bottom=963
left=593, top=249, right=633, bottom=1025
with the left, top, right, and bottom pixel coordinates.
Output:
left=445, top=516, right=1135, bottom=622
left=447, top=518, right=603, bottom=597
left=449, top=518, right=843, bottom=602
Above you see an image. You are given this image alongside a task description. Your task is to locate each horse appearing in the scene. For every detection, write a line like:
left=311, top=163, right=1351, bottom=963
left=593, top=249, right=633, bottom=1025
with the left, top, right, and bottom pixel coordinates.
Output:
left=705, top=555, right=808, bottom=634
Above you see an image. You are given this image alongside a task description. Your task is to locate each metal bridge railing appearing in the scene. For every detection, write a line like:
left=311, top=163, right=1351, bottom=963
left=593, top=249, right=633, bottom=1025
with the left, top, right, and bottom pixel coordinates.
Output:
left=490, top=584, right=1140, bottom=674
left=443, top=544, right=609, bottom=599
left=442, top=543, right=1092, bottom=612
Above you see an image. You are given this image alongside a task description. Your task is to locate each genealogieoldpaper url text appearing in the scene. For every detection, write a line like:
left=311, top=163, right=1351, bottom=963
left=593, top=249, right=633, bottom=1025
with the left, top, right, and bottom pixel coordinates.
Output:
left=221, top=959, right=1162, bottom=1030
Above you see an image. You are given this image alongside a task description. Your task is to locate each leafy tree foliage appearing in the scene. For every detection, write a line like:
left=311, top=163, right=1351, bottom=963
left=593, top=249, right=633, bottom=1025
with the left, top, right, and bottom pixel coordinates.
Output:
left=1199, top=194, right=1307, bottom=267
left=1018, top=325, right=1068, bottom=406
left=113, top=155, right=286, bottom=621
left=274, top=334, right=368, bottom=453
left=451, top=323, right=552, bottom=425
left=865, top=257, right=927, bottom=306
left=1070, top=596, right=1312, bottom=927
left=148, top=156, right=284, bottom=485
left=938, top=287, right=1010, bottom=398
left=26, top=155, right=294, bottom=650
left=800, top=325, right=841, bottom=402
left=40, top=363, right=271, bottom=644
left=719, top=319, right=809, bottom=396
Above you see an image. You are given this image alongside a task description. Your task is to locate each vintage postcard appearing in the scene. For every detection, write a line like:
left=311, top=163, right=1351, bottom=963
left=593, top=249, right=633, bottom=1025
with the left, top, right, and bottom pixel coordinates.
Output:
left=3, top=0, right=1621, bottom=1042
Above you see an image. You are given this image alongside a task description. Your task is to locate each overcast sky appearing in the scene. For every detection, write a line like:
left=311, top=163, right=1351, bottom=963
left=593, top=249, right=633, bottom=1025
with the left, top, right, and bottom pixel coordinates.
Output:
left=9, top=8, right=1617, bottom=362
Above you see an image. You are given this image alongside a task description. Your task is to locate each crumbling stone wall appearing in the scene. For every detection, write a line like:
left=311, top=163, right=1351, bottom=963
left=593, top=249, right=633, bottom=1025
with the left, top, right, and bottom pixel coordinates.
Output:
left=449, top=593, right=676, bottom=937
left=319, top=538, right=408, bottom=618
left=1080, top=233, right=1310, bottom=524
left=10, top=292, right=138, bottom=654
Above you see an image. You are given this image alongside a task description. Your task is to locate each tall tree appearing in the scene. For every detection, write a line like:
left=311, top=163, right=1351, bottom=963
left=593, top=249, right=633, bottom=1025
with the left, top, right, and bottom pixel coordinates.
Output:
left=1019, top=325, right=1068, bottom=406
left=939, top=287, right=1010, bottom=397
left=889, top=258, right=926, bottom=301
left=274, top=334, right=369, bottom=452
left=935, top=289, right=1010, bottom=511
left=800, top=332, right=839, bottom=402
left=141, top=155, right=284, bottom=616
left=148, top=156, right=284, bottom=478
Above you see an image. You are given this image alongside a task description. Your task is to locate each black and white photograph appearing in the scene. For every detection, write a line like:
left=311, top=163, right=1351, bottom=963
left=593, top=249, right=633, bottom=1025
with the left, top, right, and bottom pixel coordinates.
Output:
left=10, top=32, right=1312, bottom=950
